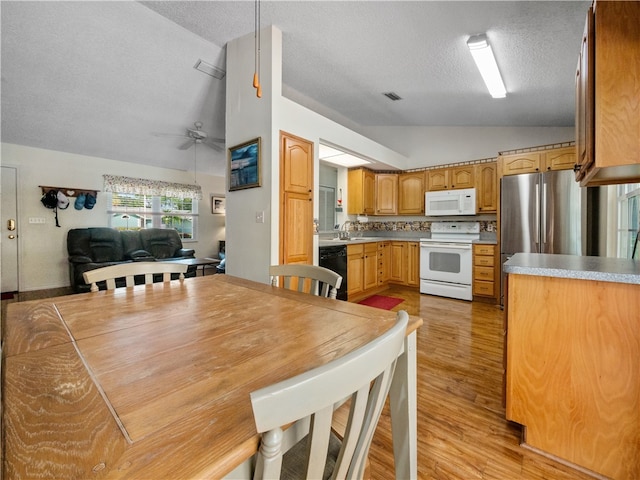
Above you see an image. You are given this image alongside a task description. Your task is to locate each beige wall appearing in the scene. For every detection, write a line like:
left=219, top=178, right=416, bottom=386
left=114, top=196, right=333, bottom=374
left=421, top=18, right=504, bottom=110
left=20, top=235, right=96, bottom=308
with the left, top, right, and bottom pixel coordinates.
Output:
left=1, top=143, right=225, bottom=291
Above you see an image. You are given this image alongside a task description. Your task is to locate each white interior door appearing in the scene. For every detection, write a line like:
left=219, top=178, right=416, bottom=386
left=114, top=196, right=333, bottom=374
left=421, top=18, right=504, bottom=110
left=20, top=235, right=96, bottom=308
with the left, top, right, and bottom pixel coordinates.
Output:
left=2, top=166, right=19, bottom=292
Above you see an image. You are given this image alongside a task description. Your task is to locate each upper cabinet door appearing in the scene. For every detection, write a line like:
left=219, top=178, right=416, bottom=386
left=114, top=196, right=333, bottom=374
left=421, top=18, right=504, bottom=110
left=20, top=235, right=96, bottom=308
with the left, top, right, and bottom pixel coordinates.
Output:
left=426, top=169, right=448, bottom=191
left=544, top=147, right=576, bottom=171
left=450, top=166, right=475, bottom=190
left=499, top=152, right=543, bottom=176
left=375, top=173, right=398, bottom=215
left=281, top=134, right=313, bottom=195
left=398, top=172, right=425, bottom=215
left=475, top=162, right=497, bottom=213
left=348, top=168, right=375, bottom=215
left=576, top=1, right=640, bottom=186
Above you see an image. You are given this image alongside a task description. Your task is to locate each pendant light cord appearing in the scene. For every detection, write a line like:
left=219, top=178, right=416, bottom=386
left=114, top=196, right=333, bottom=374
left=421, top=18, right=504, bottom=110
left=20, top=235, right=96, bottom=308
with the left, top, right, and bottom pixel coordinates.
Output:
left=253, top=0, right=262, bottom=98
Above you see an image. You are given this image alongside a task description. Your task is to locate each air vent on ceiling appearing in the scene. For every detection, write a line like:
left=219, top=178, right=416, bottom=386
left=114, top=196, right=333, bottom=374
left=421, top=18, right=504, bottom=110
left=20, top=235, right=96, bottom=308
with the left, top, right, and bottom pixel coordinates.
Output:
left=383, top=92, right=402, bottom=101
left=194, top=59, right=226, bottom=80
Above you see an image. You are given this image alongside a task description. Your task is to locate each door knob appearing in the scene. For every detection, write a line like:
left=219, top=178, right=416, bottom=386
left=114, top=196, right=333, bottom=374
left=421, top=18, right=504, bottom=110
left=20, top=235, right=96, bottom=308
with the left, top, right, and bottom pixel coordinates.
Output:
left=8, top=235, right=15, bottom=239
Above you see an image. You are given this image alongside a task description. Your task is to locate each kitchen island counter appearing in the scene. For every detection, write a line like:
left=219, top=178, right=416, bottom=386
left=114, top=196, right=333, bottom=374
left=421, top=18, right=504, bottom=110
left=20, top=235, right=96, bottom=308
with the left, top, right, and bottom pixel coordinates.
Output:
left=503, top=252, right=640, bottom=284
left=505, top=253, right=639, bottom=479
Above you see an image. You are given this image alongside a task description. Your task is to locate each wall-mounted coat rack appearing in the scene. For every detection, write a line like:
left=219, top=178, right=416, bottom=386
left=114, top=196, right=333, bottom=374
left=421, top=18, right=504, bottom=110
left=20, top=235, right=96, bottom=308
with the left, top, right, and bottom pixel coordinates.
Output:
left=39, top=186, right=100, bottom=198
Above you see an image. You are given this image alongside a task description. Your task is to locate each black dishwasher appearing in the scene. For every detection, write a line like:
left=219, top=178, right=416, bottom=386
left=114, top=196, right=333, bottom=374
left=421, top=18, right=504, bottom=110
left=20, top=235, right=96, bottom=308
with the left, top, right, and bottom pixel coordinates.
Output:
left=319, top=245, right=348, bottom=300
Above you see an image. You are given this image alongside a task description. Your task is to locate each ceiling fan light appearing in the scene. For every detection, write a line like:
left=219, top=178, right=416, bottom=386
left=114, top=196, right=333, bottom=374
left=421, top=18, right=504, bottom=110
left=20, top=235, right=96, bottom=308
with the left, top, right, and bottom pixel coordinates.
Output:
left=467, top=34, right=506, bottom=99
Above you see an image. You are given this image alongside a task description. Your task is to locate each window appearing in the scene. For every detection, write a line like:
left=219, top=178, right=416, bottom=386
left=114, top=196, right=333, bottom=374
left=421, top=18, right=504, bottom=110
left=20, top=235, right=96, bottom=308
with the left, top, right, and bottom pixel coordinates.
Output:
left=616, top=183, right=640, bottom=258
left=107, top=192, right=198, bottom=241
left=318, top=185, right=336, bottom=232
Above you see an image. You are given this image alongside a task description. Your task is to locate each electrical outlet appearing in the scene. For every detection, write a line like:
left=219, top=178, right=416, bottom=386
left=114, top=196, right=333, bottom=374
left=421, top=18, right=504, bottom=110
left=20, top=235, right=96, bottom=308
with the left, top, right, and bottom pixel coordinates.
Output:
left=255, top=211, right=264, bottom=223
left=29, top=217, right=46, bottom=224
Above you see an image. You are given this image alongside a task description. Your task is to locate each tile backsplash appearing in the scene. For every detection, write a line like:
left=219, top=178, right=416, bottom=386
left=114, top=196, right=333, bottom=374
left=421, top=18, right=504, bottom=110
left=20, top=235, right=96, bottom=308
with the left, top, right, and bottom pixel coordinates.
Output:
left=350, top=220, right=497, bottom=233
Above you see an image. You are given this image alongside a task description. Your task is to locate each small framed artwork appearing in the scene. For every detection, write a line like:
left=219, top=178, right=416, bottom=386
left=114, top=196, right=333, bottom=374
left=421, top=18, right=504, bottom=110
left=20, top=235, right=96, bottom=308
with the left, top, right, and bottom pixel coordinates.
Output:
left=211, top=195, right=226, bottom=214
left=228, top=137, right=261, bottom=191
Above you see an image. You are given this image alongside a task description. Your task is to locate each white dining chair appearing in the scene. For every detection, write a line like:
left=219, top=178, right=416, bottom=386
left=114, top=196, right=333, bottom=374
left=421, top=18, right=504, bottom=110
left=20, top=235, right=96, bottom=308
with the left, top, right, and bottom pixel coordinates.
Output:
left=250, top=310, right=409, bottom=480
left=82, top=262, right=188, bottom=292
left=269, top=264, right=343, bottom=299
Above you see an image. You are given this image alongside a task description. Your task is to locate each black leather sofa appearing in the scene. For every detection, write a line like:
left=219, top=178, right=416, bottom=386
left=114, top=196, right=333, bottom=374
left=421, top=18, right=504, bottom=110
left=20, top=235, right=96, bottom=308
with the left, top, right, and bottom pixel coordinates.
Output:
left=67, top=227, right=196, bottom=292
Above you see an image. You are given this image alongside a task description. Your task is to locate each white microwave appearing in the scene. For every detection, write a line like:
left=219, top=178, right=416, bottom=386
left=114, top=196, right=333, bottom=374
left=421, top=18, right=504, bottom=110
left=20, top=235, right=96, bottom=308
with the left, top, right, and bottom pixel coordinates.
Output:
left=425, top=188, right=476, bottom=216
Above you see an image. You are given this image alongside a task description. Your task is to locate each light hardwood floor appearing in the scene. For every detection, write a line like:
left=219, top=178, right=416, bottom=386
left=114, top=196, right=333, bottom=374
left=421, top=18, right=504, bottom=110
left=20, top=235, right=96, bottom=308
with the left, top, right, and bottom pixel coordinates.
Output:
left=368, top=285, right=597, bottom=480
left=1, top=282, right=598, bottom=479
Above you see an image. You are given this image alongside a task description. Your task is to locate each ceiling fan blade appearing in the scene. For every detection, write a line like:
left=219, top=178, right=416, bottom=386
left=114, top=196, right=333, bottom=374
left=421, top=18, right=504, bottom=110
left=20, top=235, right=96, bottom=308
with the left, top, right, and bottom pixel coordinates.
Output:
left=152, top=132, right=188, bottom=138
left=178, top=138, right=195, bottom=150
left=203, top=138, right=224, bottom=151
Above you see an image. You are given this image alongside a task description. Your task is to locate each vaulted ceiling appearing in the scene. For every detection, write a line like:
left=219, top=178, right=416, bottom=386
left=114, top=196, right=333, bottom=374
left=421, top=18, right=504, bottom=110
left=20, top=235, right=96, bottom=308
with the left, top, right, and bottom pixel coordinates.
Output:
left=1, top=1, right=589, bottom=176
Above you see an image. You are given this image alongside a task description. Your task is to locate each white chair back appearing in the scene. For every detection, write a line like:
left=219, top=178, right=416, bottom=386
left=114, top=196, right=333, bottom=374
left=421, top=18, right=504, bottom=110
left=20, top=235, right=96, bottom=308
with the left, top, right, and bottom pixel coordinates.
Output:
left=82, top=262, right=188, bottom=292
left=269, top=264, right=343, bottom=299
left=250, top=311, right=409, bottom=480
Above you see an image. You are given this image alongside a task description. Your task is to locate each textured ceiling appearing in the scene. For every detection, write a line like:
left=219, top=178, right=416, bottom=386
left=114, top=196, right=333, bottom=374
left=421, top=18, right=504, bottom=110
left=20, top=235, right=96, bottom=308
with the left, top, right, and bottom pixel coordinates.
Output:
left=1, top=1, right=590, bottom=176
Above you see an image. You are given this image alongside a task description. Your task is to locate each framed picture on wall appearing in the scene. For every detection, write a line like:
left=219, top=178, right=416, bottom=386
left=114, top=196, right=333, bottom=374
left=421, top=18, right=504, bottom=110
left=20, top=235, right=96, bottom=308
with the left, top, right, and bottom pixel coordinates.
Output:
left=211, top=195, right=226, bottom=214
left=228, top=137, right=261, bottom=191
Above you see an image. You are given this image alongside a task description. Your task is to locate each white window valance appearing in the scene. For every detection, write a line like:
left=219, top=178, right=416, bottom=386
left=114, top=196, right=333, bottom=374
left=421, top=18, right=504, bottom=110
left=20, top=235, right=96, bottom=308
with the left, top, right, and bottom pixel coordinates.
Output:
left=103, top=175, right=202, bottom=200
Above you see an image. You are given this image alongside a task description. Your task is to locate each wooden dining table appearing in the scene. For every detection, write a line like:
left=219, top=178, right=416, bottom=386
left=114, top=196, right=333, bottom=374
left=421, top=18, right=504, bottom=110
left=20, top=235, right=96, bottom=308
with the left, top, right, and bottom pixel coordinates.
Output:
left=2, top=274, right=422, bottom=479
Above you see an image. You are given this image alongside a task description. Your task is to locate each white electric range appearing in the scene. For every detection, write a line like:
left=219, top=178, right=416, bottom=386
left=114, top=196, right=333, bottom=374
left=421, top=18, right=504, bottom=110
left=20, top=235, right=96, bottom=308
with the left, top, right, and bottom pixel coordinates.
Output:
left=419, top=221, right=480, bottom=301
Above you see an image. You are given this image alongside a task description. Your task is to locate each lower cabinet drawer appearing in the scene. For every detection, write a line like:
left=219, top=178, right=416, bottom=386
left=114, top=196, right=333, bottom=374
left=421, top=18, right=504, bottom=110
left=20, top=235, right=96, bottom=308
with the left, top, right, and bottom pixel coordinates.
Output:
left=474, top=256, right=495, bottom=267
left=475, top=266, right=495, bottom=281
left=473, top=280, right=494, bottom=297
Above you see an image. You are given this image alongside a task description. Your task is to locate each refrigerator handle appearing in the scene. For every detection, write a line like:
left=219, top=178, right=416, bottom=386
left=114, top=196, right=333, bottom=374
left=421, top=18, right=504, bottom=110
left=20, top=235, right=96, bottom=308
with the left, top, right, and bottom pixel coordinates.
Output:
left=542, top=181, right=547, bottom=245
left=535, top=183, right=540, bottom=244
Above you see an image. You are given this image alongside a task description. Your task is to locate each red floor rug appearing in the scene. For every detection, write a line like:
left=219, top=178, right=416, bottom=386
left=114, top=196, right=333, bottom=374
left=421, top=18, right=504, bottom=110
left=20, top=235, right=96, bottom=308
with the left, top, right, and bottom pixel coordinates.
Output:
left=358, top=295, right=404, bottom=310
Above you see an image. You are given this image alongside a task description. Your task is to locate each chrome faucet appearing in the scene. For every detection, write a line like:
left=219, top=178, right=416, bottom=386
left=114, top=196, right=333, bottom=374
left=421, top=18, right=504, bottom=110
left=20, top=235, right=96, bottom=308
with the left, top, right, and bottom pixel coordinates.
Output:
left=338, top=221, right=351, bottom=240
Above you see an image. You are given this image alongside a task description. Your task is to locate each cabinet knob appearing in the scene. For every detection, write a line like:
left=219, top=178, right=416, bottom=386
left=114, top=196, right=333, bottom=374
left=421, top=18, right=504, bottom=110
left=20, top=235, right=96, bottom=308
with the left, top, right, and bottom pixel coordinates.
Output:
left=573, top=164, right=582, bottom=172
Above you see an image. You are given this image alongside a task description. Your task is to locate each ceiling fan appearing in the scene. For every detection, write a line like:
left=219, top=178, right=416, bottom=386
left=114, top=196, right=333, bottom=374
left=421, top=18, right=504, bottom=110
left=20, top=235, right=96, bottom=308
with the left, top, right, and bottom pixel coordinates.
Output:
left=154, top=121, right=225, bottom=151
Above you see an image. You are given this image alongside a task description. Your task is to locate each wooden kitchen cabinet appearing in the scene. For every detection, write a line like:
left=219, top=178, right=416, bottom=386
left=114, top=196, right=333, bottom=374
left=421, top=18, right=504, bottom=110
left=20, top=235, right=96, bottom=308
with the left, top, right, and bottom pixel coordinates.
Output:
left=426, top=168, right=448, bottom=191
left=473, top=244, right=497, bottom=301
left=347, top=168, right=375, bottom=215
left=346, top=243, right=365, bottom=298
left=574, top=1, right=640, bottom=186
left=499, top=146, right=577, bottom=177
left=363, top=242, right=378, bottom=290
left=375, top=173, right=398, bottom=215
left=378, top=241, right=390, bottom=285
left=543, top=146, right=575, bottom=171
left=426, top=165, right=474, bottom=191
left=407, top=242, right=420, bottom=287
left=398, top=171, right=425, bottom=215
left=389, top=242, right=407, bottom=284
left=506, top=271, right=640, bottom=480
left=449, top=165, right=474, bottom=190
left=498, top=152, right=543, bottom=176
left=475, top=162, right=497, bottom=213
left=348, top=242, right=385, bottom=300
left=388, top=241, right=419, bottom=287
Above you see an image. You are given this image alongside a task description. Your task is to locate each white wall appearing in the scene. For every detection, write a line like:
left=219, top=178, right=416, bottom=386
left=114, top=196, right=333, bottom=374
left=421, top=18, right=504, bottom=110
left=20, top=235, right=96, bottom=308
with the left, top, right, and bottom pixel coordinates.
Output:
left=1, top=143, right=225, bottom=291
left=225, top=27, right=412, bottom=283
left=361, top=126, right=575, bottom=167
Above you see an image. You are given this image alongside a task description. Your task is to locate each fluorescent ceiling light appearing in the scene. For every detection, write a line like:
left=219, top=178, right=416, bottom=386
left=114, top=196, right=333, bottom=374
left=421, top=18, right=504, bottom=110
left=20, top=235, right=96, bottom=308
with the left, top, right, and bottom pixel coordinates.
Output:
left=467, top=34, right=506, bottom=99
left=194, top=59, right=226, bottom=80
left=319, top=144, right=370, bottom=168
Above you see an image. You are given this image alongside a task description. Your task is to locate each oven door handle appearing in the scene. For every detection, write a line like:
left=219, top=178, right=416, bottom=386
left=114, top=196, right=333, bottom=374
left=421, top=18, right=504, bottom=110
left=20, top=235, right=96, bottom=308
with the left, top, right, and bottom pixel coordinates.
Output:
left=420, top=243, right=472, bottom=250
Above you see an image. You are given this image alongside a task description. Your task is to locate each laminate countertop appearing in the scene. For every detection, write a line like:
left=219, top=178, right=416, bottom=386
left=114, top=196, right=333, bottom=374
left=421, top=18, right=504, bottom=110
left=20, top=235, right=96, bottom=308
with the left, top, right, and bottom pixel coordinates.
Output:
left=503, top=253, right=640, bottom=285
left=318, top=235, right=497, bottom=247
left=318, top=237, right=388, bottom=247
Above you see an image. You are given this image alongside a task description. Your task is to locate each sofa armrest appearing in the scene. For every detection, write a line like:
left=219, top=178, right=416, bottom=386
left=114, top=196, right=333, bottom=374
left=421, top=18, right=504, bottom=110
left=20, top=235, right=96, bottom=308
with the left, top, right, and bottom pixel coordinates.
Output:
left=176, top=248, right=195, bottom=258
left=126, top=249, right=155, bottom=261
left=69, top=255, right=93, bottom=264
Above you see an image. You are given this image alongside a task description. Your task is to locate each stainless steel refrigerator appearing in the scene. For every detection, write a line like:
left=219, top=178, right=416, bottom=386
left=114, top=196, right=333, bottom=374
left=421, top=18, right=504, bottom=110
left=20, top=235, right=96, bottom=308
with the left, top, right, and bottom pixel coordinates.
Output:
left=500, top=169, right=583, bottom=305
